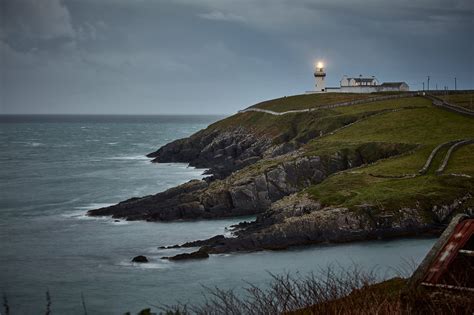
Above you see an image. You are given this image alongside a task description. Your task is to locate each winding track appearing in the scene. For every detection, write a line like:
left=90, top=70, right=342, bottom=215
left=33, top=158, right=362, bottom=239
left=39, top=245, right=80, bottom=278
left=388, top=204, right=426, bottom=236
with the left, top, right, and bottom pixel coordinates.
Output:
left=418, top=140, right=461, bottom=175
left=239, top=93, right=416, bottom=115
left=436, top=139, right=474, bottom=174
left=369, top=139, right=473, bottom=179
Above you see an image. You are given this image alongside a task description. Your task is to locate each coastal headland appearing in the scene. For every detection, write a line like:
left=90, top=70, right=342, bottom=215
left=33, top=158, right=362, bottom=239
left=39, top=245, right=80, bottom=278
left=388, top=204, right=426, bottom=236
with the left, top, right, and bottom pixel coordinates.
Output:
left=88, top=91, right=474, bottom=259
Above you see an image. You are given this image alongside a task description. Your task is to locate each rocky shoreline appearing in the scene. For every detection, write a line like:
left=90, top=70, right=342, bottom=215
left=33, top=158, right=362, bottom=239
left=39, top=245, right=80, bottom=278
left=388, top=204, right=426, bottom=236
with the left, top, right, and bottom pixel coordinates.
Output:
left=155, top=192, right=471, bottom=260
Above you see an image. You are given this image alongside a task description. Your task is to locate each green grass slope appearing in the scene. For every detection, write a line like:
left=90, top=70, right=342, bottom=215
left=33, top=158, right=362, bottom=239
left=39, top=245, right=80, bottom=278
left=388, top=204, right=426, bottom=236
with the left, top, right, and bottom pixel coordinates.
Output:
left=302, top=98, right=474, bottom=215
left=249, top=93, right=375, bottom=112
left=206, top=95, right=426, bottom=146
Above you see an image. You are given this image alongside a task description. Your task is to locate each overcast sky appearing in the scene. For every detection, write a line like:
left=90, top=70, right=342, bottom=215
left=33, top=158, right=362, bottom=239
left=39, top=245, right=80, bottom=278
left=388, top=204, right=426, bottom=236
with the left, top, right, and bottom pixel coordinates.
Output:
left=1, top=0, right=473, bottom=114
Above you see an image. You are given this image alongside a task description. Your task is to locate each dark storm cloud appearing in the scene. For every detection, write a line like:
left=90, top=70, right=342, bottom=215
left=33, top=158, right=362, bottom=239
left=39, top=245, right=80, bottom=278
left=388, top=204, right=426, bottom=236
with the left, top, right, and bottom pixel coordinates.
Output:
left=1, top=0, right=75, bottom=52
left=1, top=0, right=473, bottom=114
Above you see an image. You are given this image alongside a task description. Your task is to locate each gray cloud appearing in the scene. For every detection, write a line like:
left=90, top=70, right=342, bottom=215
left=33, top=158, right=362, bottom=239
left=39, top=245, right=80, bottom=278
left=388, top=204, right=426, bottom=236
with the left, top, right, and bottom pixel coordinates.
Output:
left=1, top=0, right=473, bottom=114
left=1, top=0, right=75, bottom=51
left=198, top=10, right=246, bottom=23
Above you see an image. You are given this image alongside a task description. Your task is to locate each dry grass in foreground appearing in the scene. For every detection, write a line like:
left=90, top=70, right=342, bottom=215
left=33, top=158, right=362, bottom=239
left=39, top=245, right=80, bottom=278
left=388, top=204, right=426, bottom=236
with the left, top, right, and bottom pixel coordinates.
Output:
left=153, top=264, right=473, bottom=315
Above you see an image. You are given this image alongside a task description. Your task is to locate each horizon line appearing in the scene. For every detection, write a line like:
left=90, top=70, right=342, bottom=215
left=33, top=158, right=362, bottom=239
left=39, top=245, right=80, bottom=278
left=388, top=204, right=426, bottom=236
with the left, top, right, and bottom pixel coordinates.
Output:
left=0, top=113, right=232, bottom=116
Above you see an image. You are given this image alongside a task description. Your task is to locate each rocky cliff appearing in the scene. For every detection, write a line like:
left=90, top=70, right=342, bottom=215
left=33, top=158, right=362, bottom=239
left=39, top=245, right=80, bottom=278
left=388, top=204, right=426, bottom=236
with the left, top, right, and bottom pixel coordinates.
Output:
left=89, top=142, right=411, bottom=221
left=147, top=127, right=275, bottom=179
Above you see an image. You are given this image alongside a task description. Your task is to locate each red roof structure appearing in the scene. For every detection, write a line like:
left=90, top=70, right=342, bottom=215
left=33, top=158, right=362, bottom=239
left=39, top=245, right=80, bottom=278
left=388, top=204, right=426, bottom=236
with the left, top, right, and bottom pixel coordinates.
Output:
left=408, top=214, right=474, bottom=292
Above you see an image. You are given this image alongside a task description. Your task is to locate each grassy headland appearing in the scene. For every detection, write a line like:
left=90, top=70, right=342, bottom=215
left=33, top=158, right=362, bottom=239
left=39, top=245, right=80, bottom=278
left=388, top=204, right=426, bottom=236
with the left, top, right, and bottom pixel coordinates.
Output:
left=91, top=91, right=473, bottom=256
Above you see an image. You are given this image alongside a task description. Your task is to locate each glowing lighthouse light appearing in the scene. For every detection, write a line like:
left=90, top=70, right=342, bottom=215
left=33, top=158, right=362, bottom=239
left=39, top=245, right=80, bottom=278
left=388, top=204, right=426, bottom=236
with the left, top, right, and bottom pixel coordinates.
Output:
left=317, top=61, right=324, bottom=69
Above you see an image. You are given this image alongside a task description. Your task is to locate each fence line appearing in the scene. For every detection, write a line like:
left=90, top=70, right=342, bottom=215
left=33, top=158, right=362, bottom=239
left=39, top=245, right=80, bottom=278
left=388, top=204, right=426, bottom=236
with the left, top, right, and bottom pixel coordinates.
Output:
left=424, top=94, right=474, bottom=117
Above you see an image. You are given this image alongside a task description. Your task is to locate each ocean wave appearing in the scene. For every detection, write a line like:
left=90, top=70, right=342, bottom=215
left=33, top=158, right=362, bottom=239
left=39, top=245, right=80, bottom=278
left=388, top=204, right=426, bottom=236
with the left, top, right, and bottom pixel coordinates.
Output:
left=64, top=213, right=132, bottom=226
left=145, top=246, right=196, bottom=255
left=53, top=143, right=77, bottom=148
left=11, top=141, right=45, bottom=147
left=61, top=210, right=95, bottom=220
left=88, top=159, right=103, bottom=162
left=63, top=204, right=141, bottom=226
left=61, top=203, right=116, bottom=220
left=223, top=229, right=236, bottom=238
left=117, top=258, right=172, bottom=270
left=74, top=203, right=116, bottom=210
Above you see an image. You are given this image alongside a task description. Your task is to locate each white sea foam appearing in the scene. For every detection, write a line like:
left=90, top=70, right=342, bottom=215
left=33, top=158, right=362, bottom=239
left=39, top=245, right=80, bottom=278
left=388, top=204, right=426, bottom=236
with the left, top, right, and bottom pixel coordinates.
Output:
left=223, top=228, right=236, bottom=238
left=63, top=212, right=130, bottom=226
left=53, top=143, right=77, bottom=148
left=74, top=203, right=116, bottom=210
left=61, top=203, right=116, bottom=220
left=63, top=203, right=140, bottom=226
left=12, top=141, right=45, bottom=147
left=61, top=210, right=95, bottom=220
left=117, top=258, right=172, bottom=270
left=145, top=246, right=194, bottom=255
left=109, top=220, right=129, bottom=225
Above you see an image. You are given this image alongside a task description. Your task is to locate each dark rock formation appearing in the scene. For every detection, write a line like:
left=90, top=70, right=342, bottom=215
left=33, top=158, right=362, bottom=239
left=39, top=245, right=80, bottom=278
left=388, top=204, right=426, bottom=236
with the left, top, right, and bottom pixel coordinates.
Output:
left=88, top=179, right=210, bottom=221
left=88, top=143, right=411, bottom=222
left=179, top=235, right=227, bottom=248
left=162, top=248, right=210, bottom=261
left=132, top=255, right=149, bottom=263
left=159, top=236, right=227, bottom=249
left=173, top=192, right=472, bottom=255
left=88, top=144, right=408, bottom=221
left=147, top=127, right=273, bottom=179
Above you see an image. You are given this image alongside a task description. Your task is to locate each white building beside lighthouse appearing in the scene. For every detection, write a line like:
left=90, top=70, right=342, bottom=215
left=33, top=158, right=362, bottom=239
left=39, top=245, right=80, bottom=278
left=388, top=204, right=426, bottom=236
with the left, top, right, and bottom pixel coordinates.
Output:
left=307, top=62, right=409, bottom=94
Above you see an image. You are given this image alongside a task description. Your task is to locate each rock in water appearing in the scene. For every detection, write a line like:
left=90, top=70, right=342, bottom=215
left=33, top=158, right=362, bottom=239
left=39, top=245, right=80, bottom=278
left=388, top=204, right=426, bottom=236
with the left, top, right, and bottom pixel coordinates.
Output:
left=132, top=255, right=149, bottom=263
left=162, top=249, right=209, bottom=261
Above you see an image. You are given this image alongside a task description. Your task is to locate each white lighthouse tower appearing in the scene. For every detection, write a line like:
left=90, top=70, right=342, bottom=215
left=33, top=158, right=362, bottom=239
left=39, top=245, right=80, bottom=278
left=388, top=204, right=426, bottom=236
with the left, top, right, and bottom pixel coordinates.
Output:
left=314, top=62, right=326, bottom=92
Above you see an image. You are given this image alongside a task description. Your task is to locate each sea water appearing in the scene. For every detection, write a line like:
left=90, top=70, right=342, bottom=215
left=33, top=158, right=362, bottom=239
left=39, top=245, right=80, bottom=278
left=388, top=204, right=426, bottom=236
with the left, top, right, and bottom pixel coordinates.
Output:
left=0, top=115, right=435, bottom=314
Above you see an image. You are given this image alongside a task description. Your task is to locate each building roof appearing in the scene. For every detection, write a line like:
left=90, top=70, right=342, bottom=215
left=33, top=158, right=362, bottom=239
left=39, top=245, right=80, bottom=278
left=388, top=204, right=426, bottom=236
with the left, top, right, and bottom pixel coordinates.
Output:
left=353, top=78, right=377, bottom=83
left=380, top=82, right=408, bottom=87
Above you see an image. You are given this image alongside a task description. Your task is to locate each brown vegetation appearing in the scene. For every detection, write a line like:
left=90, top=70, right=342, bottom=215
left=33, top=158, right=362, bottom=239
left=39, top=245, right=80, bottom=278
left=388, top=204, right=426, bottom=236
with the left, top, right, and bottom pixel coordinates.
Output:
left=155, top=264, right=473, bottom=315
